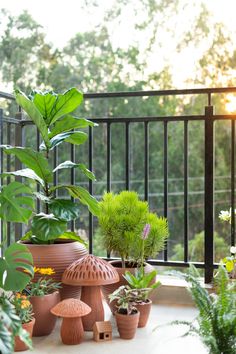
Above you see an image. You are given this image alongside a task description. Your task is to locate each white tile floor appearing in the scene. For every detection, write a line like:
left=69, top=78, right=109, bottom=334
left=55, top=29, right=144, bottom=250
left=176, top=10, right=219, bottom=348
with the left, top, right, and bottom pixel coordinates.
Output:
left=24, top=302, right=207, bottom=354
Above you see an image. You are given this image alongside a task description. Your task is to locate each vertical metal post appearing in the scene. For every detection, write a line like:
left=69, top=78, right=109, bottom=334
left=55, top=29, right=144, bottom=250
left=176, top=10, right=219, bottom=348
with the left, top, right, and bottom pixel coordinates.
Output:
left=88, top=127, right=93, bottom=254
left=184, top=120, right=189, bottom=262
left=6, top=123, right=11, bottom=245
left=144, top=122, right=149, bottom=201
left=163, top=121, right=168, bottom=261
left=70, top=144, right=75, bottom=231
left=107, top=123, right=111, bottom=192
left=125, top=122, right=130, bottom=190
left=204, top=105, right=214, bottom=283
left=14, top=112, right=23, bottom=240
left=231, top=120, right=235, bottom=246
left=36, top=130, right=41, bottom=213
left=0, top=109, right=3, bottom=250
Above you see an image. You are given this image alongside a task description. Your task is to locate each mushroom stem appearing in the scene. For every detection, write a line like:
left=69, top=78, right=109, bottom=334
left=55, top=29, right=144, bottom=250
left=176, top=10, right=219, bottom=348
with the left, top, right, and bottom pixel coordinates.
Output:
left=81, top=286, right=104, bottom=331
left=61, top=317, right=84, bottom=345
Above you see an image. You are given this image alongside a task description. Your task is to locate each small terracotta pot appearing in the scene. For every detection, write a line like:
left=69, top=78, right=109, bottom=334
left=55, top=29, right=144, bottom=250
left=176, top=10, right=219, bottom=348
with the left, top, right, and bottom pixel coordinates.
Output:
left=30, top=291, right=60, bottom=336
left=102, top=261, right=155, bottom=313
left=115, top=310, right=139, bottom=339
left=14, top=318, right=35, bottom=352
left=22, top=240, right=88, bottom=299
left=135, top=299, right=152, bottom=328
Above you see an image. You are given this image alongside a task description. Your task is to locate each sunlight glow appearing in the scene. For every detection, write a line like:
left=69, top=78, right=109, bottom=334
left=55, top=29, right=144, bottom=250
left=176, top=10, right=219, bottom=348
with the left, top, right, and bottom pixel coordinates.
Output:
left=225, top=94, right=236, bottom=113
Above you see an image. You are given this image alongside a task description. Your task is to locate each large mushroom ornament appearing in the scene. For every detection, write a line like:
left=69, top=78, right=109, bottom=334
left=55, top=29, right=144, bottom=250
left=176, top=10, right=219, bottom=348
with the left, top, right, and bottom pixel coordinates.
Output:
left=50, top=298, right=91, bottom=345
left=62, top=255, right=119, bottom=331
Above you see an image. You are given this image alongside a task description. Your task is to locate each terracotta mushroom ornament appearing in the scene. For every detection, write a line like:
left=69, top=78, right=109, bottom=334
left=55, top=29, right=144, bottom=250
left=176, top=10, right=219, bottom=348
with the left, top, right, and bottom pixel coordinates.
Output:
left=62, top=255, right=119, bottom=331
left=50, top=298, right=91, bottom=345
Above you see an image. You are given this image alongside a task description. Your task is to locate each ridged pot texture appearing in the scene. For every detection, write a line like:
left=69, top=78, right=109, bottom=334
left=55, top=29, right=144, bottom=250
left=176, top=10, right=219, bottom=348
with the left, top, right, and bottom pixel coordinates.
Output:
left=115, top=311, right=139, bottom=339
left=23, top=241, right=88, bottom=299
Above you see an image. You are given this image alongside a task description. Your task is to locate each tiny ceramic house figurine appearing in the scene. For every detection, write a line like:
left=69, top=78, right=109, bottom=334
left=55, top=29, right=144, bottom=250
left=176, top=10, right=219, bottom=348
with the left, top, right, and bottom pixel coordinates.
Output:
left=93, top=321, right=112, bottom=342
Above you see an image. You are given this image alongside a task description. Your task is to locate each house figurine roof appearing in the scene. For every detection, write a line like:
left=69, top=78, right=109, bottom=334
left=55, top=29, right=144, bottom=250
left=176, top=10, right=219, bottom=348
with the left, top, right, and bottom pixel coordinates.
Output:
left=93, top=321, right=112, bottom=342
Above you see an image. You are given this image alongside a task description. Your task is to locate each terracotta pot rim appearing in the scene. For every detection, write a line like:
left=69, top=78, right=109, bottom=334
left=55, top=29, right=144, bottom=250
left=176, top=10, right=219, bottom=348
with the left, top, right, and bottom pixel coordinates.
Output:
left=135, top=299, right=152, bottom=305
left=108, top=260, right=150, bottom=269
left=22, top=317, right=36, bottom=326
left=19, top=240, right=80, bottom=246
left=30, top=291, right=60, bottom=299
left=115, top=309, right=140, bottom=316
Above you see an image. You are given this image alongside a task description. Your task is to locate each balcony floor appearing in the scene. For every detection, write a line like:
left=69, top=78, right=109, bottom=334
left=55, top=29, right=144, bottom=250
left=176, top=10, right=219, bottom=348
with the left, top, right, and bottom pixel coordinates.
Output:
left=24, top=302, right=207, bottom=354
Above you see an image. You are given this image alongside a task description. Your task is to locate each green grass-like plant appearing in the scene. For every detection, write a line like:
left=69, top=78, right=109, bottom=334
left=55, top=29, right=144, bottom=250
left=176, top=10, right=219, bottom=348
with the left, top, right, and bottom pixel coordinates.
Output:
left=98, top=191, right=168, bottom=267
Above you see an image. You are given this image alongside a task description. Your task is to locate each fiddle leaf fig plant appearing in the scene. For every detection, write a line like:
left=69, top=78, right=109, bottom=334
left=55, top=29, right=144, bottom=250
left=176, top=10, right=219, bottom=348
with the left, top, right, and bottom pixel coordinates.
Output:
left=0, top=87, right=99, bottom=244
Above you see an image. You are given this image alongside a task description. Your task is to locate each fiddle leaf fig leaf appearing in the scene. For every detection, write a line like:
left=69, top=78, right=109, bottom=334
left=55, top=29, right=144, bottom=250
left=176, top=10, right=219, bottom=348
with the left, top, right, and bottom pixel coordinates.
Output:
left=51, top=185, right=99, bottom=216
left=0, top=243, right=34, bottom=291
left=31, top=213, right=67, bottom=241
left=15, top=89, right=50, bottom=147
left=0, top=182, right=33, bottom=223
left=53, top=161, right=96, bottom=180
left=58, top=231, right=87, bottom=246
left=48, top=131, right=87, bottom=149
left=32, top=91, right=57, bottom=125
left=1, top=146, right=52, bottom=183
left=49, top=115, right=97, bottom=138
left=49, top=199, right=80, bottom=221
left=1, top=168, right=45, bottom=186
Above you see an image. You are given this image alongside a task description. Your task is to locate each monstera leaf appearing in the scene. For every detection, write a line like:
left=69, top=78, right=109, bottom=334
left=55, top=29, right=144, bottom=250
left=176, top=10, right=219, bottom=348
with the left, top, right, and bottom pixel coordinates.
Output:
left=31, top=213, right=67, bottom=241
left=0, top=243, right=34, bottom=291
left=0, top=182, right=33, bottom=223
left=49, top=199, right=80, bottom=221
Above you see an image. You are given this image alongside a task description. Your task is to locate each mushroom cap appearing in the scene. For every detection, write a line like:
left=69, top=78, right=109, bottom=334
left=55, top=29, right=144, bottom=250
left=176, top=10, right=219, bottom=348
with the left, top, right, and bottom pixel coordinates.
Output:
left=50, top=298, right=91, bottom=318
left=62, top=255, right=119, bottom=286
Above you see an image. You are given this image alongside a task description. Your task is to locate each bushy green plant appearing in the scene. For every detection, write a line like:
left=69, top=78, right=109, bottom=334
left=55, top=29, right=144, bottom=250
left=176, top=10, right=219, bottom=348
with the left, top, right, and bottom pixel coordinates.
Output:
left=171, top=265, right=236, bottom=354
left=109, top=285, right=140, bottom=315
left=11, top=293, right=34, bottom=324
left=0, top=88, right=99, bottom=244
left=25, top=267, right=61, bottom=296
left=98, top=191, right=168, bottom=267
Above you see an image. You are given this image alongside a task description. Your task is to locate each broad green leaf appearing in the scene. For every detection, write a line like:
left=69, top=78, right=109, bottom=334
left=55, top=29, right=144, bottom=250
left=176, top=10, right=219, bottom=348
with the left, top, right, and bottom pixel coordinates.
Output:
left=48, top=131, right=88, bottom=149
left=65, top=131, right=88, bottom=145
left=15, top=89, right=50, bottom=147
left=32, top=91, right=57, bottom=125
left=49, top=115, right=97, bottom=138
left=53, top=185, right=99, bottom=216
left=49, top=199, right=80, bottom=221
left=31, top=213, right=67, bottom=241
left=0, top=181, right=33, bottom=223
left=1, top=168, right=44, bottom=186
left=48, top=88, right=83, bottom=125
left=58, top=231, right=88, bottom=246
left=33, top=192, right=51, bottom=203
left=53, top=160, right=96, bottom=180
left=0, top=243, right=34, bottom=291
left=1, top=146, right=52, bottom=183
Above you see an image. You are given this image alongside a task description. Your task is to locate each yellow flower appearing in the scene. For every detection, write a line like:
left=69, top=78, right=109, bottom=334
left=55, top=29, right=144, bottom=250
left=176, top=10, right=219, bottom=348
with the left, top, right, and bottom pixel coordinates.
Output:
left=33, top=267, right=40, bottom=273
left=21, top=300, right=31, bottom=309
left=38, top=267, right=55, bottom=275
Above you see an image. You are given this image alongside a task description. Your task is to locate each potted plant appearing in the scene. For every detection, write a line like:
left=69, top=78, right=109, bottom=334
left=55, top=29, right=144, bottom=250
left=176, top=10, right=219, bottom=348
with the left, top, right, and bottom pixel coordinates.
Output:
left=109, top=285, right=140, bottom=340
left=167, top=265, right=236, bottom=354
left=0, top=87, right=99, bottom=298
left=11, top=293, right=35, bottom=352
left=24, top=267, right=61, bottom=336
left=98, top=192, right=168, bottom=311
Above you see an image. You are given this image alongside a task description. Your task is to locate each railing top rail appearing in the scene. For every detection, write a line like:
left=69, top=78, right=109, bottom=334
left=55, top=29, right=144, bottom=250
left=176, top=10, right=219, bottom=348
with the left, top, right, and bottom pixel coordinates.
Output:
left=2, top=87, right=236, bottom=102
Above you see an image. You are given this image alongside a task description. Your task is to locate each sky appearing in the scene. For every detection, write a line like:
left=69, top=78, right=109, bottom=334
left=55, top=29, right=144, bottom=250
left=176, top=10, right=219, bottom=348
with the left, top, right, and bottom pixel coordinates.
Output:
left=1, top=0, right=236, bottom=89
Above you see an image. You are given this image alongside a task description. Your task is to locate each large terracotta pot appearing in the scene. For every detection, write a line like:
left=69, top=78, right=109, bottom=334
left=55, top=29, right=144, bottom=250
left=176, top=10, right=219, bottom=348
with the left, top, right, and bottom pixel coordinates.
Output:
left=115, top=310, right=139, bottom=339
left=23, top=241, right=88, bottom=299
left=102, top=260, right=155, bottom=313
left=14, top=318, right=35, bottom=352
left=30, top=291, right=60, bottom=336
left=135, top=299, right=152, bottom=328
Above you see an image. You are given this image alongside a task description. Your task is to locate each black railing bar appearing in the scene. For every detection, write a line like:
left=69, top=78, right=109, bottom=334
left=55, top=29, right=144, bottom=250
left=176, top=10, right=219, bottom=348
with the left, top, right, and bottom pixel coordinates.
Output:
left=231, top=120, right=235, bottom=246
left=0, top=109, right=4, bottom=250
left=3, top=117, right=21, bottom=124
left=0, top=91, right=15, bottom=100
left=144, top=122, right=149, bottom=201
left=184, top=120, right=189, bottom=262
left=125, top=122, right=130, bottom=190
left=84, top=87, right=236, bottom=99
left=106, top=123, right=111, bottom=192
left=163, top=121, right=168, bottom=261
left=88, top=126, right=93, bottom=254
left=36, top=130, right=40, bottom=213
left=70, top=143, right=75, bottom=231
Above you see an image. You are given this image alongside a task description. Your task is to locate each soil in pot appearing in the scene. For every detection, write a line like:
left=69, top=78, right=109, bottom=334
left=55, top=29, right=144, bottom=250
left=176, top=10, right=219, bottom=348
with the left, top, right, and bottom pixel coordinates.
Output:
left=22, top=240, right=88, bottom=299
left=115, top=309, right=140, bottom=339
left=30, top=291, right=60, bottom=336
left=135, top=299, right=152, bottom=328
left=14, top=318, right=35, bottom=352
left=102, top=260, right=155, bottom=313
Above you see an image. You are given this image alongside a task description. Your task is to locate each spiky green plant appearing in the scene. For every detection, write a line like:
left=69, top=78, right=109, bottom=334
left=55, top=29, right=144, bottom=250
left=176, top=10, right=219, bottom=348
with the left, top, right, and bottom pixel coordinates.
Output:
left=98, top=191, right=168, bottom=267
left=172, top=265, right=236, bottom=354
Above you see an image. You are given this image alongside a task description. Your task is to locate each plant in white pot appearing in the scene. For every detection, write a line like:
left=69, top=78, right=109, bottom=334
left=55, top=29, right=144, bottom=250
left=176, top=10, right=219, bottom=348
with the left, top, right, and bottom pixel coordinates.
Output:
left=98, top=191, right=168, bottom=312
left=0, top=87, right=99, bottom=298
